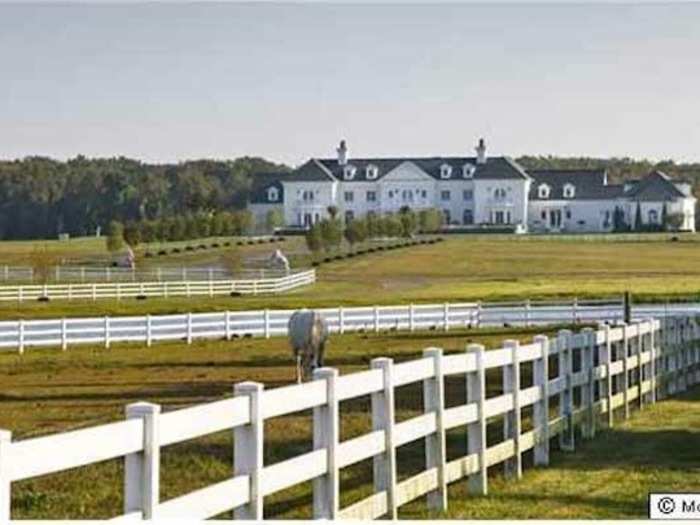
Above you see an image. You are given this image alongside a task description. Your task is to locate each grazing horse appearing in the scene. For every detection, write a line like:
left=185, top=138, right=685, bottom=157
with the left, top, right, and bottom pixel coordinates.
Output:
left=268, top=249, right=290, bottom=275
left=288, top=309, right=329, bottom=383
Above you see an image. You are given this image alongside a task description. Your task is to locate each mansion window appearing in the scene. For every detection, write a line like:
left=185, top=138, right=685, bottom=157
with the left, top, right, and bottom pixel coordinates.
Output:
left=402, top=189, right=414, bottom=202
left=462, top=163, right=476, bottom=178
left=366, top=164, right=379, bottom=179
left=565, top=209, right=572, bottom=220
left=443, top=209, right=451, bottom=224
left=463, top=209, right=473, bottom=224
left=538, top=184, right=550, bottom=199
left=563, top=184, right=576, bottom=198
left=302, top=190, right=315, bottom=202
left=267, top=187, right=279, bottom=202
left=343, top=165, right=357, bottom=180
left=441, top=190, right=451, bottom=201
left=366, top=190, right=377, bottom=202
left=421, top=190, right=428, bottom=199
left=345, top=210, right=354, bottom=223
left=493, top=188, right=507, bottom=200
left=344, top=191, right=354, bottom=203
left=649, top=209, right=659, bottom=224
left=440, top=164, right=452, bottom=179
left=463, top=189, right=473, bottom=201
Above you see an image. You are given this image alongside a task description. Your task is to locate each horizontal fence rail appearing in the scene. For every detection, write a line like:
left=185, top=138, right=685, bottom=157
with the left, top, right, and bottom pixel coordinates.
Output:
left=0, top=297, right=618, bottom=352
left=3, top=296, right=700, bottom=354
left=0, top=265, right=290, bottom=284
left=0, top=270, right=315, bottom=304
left=1, top=316, right=698, bottom=520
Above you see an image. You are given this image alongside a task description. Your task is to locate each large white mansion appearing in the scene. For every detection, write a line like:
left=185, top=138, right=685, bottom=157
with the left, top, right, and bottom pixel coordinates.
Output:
left=249, top=140, right=696, bottom=233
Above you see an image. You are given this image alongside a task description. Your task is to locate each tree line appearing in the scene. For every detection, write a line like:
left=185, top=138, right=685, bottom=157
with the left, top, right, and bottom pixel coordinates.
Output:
left=305, top=207, right=442, bottom=254
left=0, top=156, right=287, bottom=240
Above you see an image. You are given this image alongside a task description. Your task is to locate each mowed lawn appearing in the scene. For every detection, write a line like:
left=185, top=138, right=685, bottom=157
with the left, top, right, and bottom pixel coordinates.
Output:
left=3, top=235, right=700, bottom=319
left=1, top=326, right=699, bottom=519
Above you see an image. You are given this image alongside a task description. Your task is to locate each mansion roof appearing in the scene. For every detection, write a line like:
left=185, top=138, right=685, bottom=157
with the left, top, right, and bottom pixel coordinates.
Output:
left=291, top=156, right=530, bottom=183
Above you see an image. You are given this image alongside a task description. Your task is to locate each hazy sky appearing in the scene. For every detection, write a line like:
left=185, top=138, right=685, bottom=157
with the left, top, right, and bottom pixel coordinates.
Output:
left=1, top=2, right=699, bottom=166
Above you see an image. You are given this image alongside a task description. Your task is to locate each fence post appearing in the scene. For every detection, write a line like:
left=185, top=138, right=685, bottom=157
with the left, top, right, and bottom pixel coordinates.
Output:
left=374, top=306, right=380, bottom=333
left=233, top=382, right=263, bottom=520
left=599, top=323, right=614, bottom=428
left=371, top=357, right=397, bottom=519
left=313, top=368, right=339, bottom=519
left=225, top=311, right=232, bottom=341
left=423, top=348, right=447, bottom=511
left=186, top=313, right=193, bottom=344
left=620, top=323, right=630, bottom=420
left=263, top=310, right=271, bottom=339
left=572, top=296, right=578, bottom=324
left=635, top=322, right=644, bottom=410
left=648, top=318, right=657, bottom=404
left=443, top=303, right=450, bottom=332
left=557, top=329, right=574, bottom=452
left=581, top=327, right=596, bottom=439
left=339, top=306, right=345, bottom=335
left=124, top=402, right=161, bottom=519
left=146, top=315, right=152, bottom=348
left=18, top=319, right=25, bottom=355
left=0, top=430, right=11, bottom=521
left=476, top=301, right=482, bottom=328
left=104, top=316, right=111, bottom=349
left=61, top=318, right=68, bottom=351
left=409, top=304, right=415, bottom=332
left=466, top=344, right=487, bottom=495
left=531, top=335, right=550, bottom=466
left=503, top=340, right=522, bottom=479
left=524, top=299, right=531, bottom=327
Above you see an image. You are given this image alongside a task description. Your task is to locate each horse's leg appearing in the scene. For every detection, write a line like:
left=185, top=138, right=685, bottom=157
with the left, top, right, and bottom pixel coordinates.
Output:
left=317, top=342, right=325, bottom=368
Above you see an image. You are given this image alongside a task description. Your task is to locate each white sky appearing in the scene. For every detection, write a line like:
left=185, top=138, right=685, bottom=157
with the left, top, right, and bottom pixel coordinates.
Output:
left=1, top=2, right=699, bottom=166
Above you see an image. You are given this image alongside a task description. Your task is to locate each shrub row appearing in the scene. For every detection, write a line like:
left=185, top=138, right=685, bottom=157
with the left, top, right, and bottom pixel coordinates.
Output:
left=142, top=237, right=286, bottom=258
left=310, top=237, right=444, bottom=267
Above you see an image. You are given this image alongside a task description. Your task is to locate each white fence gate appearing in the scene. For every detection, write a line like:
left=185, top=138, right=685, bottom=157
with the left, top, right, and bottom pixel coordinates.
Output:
left=0, top=269, right=315, bottom=303
left=1, top=316, right=698, bottom=520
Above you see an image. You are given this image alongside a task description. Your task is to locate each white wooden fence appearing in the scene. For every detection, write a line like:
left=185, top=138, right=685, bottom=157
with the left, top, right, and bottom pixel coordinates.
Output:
left=1, top=316, right=698, bottom=520
left=0, top=298, right=623, bottom=353
left=0, top=269, right=315, bottom=303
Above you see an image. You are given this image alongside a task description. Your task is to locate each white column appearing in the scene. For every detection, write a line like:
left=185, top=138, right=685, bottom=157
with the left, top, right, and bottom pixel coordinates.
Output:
left=423, top=348, right=447, bottom=511
left=124, top=402, right=161, bottom=519
left=371, top=357, right=397, bottom=519
left=225, top=311, right=232, bottom=341
left=313, top=368, right=339, bottom=519
left=338, top=307, right=345, bottom=335
left=233, top=382, right=264, bottom=519
left=374, top=306, right=380, bottom=333
left=146, top=315, right=152, bottom=347
left=186, top=313, right=193, bottom=344
left=443, top=303, right=450, bottom=332
left=533, top=335, right=549, bottom=466
left=466, top=344, right=487, bottom=495
left=503, top=340, right=522, bottom=479
left=264, top=309, right=271, bottom=339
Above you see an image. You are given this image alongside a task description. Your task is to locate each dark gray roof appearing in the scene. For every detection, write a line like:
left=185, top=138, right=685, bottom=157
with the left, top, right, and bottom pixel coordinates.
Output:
left=249, top=173, right=290, bottom=204
left=528, top=169, right=624, bottom=200
left=624, top=170, right=686, bottom=201
left=313, top=156, right=530, bottom=182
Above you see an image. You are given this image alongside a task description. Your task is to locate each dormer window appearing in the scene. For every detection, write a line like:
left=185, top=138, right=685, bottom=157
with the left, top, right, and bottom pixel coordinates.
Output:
left=462, top=163, right=476, bottom=179
left=563, top=183, right=575, bottom=199
left=366, top=164, right=378, bottom=180
left=343, top=165, right=357, bottom=180
left=440, top=163, right=452, bottom=179
left=493, top=188, right=507, bottom=200
left=267, top=186, right=279, bottom=202
left=538, top=183, right=550, bottom=199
